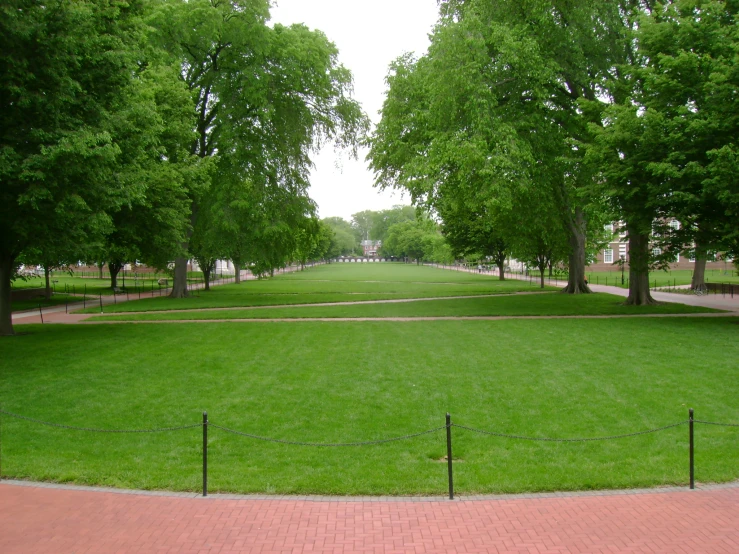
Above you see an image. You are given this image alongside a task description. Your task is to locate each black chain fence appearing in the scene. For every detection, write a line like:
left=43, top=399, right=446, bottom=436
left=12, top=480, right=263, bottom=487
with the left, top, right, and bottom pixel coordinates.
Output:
left=693, top=420, right=739, bottom=427
left=450, top=421, right=689, bottom=442
left=209, top=423, right=447, bottom=447
left=0, top=407, right=736, bottom=498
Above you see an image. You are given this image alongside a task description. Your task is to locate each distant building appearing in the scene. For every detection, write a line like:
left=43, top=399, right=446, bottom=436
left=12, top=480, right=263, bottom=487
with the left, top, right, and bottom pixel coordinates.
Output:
left=588, top=221, right=731, bottom=271
left=361, top=240, right=382, bottom=258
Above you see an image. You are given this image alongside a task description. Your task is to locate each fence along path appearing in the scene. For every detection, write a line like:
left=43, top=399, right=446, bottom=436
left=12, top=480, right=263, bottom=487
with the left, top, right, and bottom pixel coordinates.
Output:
left=1, top=407, right=736, bottom=498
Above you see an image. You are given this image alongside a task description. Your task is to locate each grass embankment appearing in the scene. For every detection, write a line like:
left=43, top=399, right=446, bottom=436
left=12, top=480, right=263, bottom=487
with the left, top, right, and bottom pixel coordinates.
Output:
left=1, top=318, right=736, bottom=495
left=90, top=292, right=720, bottom=321
left=77, top=263, right=550, bottom=314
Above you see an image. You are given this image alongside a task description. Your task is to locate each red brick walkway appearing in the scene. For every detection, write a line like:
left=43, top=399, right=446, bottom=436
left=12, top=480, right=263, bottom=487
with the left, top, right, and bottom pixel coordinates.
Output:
left=1, top=482, right=737, bottom=553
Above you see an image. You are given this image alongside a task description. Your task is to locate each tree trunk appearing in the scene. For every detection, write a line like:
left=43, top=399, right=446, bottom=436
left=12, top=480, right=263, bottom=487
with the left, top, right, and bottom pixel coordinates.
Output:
left=203, top=266, right=211, bottom=291
left=497, top=260, right=506, bottom=280
left=538, top=260, right=546, bottom=289
left=109, top=262, right=122, bottom=290
left=625, top=228, right=658, bottom=305
left=169, top=257, right=190, bottom=298
left=691, top=244, right=707, bottom=290
left=44, top=265, right=51, bottom=300
left=98, top=262, right=104, bottom=279
left=234, top=262, right=241, bottom=284
left=561, top=207, right=591, bottom=294
left=0, top=254, right=16, bottom=336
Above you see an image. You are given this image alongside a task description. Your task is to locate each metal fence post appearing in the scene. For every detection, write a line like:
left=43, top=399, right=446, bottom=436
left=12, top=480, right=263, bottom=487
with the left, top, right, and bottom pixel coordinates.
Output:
left=446, top=413, right=454, bottom=500
left=99, top=293, right=103, bottom=314
left=38, top=304, right=44, bottom=324
left=203, top=411, right=208, bottom=497
left=689, top=408, right=694, bottom=490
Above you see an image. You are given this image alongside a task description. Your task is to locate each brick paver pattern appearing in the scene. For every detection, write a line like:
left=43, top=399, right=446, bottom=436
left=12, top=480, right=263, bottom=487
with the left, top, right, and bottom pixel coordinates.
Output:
left=1, top=483, right=737, bottom=553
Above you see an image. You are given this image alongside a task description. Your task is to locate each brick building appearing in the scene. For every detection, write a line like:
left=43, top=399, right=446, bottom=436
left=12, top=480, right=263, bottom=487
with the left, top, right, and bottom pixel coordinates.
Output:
left=588, top=221, right=732, bottom=272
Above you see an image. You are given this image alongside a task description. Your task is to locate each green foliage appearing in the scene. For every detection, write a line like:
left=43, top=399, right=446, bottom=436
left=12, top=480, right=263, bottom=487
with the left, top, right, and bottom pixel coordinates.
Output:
left=350, top=205, right=416, bottom=243
left=0, top=0, right=154, bottom=333
left=98, top=61, right=202, bottom=277
left=585, top=0, right=739, bottom=301
left=323, top=218, right=357, bottom=258
left=368, top=0, right=628, bottom=295
left=382, top=218, right=447, bottom=262
left=151, top=0, right=369, bottom=292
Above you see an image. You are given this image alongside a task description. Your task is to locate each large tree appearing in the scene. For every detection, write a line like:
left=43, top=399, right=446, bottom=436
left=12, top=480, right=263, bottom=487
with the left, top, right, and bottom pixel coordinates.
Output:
left=152, top=0, right=368, bottom=297
left=369, top=0, right=631, bottom=296
left=0, top=0, right=148, bottom=335
left=98, top=62, right=201, bottom=290
left=586, top=0, right=739, bottom=302
left=439, top=199, right=510, bottom=280
left=637, top=0, right=739, bottom=290
left=322, top=217, right=358, bottom=257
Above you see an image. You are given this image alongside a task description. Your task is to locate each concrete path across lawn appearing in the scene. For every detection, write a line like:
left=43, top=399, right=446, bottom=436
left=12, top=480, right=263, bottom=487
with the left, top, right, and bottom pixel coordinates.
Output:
left=1, top=481, right=737, bottom=553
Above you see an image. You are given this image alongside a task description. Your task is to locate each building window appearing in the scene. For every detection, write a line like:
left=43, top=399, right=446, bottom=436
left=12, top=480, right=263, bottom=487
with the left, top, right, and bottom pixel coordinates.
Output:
left=653, top=247, right=662, bottom=257
left=669, top=220, right=680, bottom=231
left=604, top=249, right=613, bottom=263
left=604, top=223, right=614, bottom=233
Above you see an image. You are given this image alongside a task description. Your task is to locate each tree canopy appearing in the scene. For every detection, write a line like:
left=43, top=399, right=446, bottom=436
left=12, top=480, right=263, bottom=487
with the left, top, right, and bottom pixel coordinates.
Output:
left=0, top=0, right=153, bottom=334
left=151, top=0, right=369, bottom=296
left=370, top=0, right=738, bottom=304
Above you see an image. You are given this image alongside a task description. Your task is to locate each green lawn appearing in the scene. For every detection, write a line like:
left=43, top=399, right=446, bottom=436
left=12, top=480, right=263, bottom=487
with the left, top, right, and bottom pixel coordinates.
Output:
left=1, top=318, right=736, bottom=495
left=77, top=264, right=549, bottom=314
left=11, top=272, right=215, bottom=297
left=13, top=275, right=162, bottom=296
left=12, top=294, right=95, bottom=313
left=527, top=268, right=739, bottom=289
left=90, top=292, right=719, bottom=321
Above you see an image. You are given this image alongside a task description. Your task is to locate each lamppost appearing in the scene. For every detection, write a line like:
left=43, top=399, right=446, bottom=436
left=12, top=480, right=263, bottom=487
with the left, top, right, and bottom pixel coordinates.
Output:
left=620, top=254, right=625, bottom=285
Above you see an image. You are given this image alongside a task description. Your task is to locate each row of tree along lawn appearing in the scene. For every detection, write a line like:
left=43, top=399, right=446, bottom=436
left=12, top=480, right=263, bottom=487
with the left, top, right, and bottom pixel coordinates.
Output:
left=367, top=0, right=739, bottom=305
left=4, top=1, right=738, bottom=335
left=0, top=0, right=370, bottom=335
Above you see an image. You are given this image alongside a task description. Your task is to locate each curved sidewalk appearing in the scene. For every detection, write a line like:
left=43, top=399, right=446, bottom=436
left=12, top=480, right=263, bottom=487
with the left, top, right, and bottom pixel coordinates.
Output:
left=1, top=481, right=737, bottom=554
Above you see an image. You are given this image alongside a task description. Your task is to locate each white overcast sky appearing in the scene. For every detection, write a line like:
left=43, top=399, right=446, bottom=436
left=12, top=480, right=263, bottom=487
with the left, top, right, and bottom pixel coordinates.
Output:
left=270, top=0, right=440, bottom=221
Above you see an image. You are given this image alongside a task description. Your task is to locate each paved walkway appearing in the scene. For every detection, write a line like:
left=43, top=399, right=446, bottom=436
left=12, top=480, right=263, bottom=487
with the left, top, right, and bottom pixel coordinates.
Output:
left=1, top=481, right=737, bottom=553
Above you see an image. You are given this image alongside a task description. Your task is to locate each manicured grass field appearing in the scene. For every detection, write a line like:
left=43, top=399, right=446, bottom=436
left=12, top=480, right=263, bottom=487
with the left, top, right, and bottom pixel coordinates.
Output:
left=527, top=268, right=739, bottom=289
left=11, top=272, right=214, bottom=297
left=1, top=317, right=736, bottom=495
left=77, top=263, right=550, bottom=314
left=11, top=294, right=94, bottom=313
left=12, top=275, right=160, bottom=296
left=90, top=292, right=719, bottom=321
